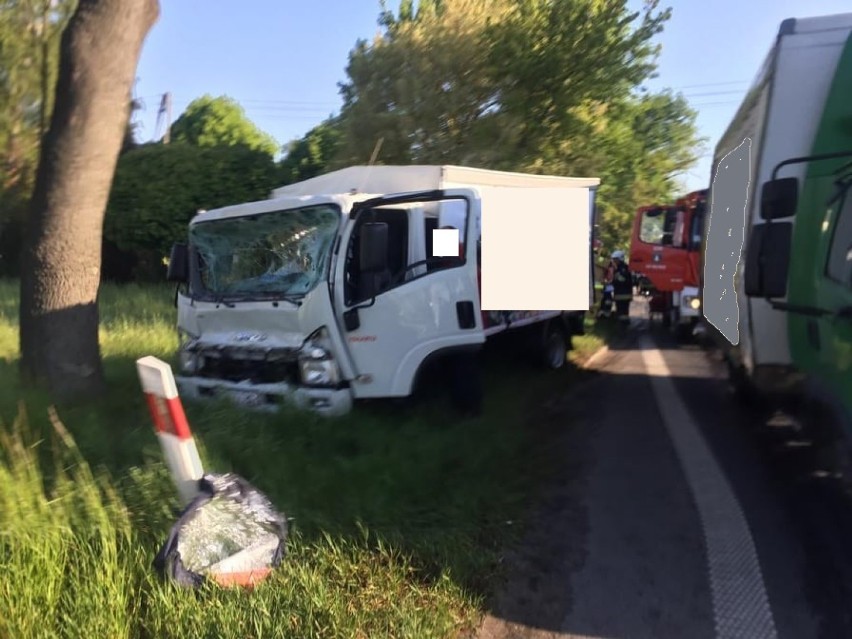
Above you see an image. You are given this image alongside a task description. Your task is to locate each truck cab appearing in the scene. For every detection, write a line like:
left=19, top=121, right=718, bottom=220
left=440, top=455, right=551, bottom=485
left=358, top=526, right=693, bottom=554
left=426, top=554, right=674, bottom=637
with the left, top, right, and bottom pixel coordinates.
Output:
left=166, top=190, right=484, bottom=416
left=629, top=191, right=707, bottom=335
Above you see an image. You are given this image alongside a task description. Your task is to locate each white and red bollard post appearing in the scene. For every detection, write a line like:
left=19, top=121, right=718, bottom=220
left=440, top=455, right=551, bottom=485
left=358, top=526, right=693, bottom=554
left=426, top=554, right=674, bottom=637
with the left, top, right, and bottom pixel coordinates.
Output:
left=136, top=356, right=204, bottom=505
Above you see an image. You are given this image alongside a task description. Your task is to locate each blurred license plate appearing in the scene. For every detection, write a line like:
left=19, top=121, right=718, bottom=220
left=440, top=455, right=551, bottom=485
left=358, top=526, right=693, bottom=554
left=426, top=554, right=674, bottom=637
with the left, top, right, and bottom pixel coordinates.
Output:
left=230, top=390, right=264, bottom=407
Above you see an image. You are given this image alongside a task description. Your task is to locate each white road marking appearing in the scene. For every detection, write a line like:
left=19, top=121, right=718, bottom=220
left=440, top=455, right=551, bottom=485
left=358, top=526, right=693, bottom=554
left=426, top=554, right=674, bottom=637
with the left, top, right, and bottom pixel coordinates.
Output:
left=639, top=336, right=777, bottom=639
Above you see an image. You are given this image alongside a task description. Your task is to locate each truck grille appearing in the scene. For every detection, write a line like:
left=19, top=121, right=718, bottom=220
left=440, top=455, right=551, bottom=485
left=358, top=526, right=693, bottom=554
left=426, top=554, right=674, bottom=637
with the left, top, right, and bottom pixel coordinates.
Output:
left=197, top=354, right=299, bottom=385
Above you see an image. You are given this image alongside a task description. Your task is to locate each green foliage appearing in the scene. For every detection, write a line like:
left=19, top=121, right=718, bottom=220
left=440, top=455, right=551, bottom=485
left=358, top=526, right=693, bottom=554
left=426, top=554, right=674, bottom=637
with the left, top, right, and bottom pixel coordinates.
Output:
left=170, top=95, right=279, bottom=157
left=0, top=279, right=578, bottom=636
left=0, top=0, right=77, bottom=276
left=104, top=143, right=279, bottom=271
left=566, top=91, right=708, bottom=252
left=278, top=116, right=344, bottom=185
left=0, top=0, right=76, bottom=195
left=335, top=0, right=705, bottom=249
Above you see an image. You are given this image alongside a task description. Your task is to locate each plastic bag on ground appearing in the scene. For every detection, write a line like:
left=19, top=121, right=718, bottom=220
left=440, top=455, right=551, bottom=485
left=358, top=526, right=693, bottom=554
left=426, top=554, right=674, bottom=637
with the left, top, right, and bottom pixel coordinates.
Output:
left=153, top=472, right=288, bottom=588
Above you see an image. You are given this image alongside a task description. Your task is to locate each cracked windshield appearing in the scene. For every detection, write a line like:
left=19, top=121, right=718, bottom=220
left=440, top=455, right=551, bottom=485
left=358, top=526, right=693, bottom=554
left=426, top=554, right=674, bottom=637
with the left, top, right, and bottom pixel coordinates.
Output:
left=190, top=205, right=339, bottom=298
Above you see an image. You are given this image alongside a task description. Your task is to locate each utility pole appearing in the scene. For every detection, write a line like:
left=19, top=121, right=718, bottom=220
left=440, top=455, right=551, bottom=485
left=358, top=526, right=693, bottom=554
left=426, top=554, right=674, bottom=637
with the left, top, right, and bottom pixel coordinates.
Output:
left=164, top=92, right=171, bottom=144
left=155, top=92, right=172, bottom=143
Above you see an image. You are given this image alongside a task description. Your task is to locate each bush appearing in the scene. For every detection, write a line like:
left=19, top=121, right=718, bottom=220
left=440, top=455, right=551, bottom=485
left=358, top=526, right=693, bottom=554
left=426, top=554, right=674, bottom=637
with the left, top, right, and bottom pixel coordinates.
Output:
left=104, top=143, right=279, bottom=281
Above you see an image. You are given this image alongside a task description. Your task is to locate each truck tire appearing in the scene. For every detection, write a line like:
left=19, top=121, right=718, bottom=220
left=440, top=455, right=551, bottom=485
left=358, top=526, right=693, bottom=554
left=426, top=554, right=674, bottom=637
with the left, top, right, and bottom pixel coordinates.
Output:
left=726, top=358, right=759, bottom=407
left=673, top=313, right=692, bottom=342
left=540, top=323, right=568, bottom=370
left=662, top=298, right=672, bottom=328
left=668, top=303, right=681, bottom=335
left=449, top=351, right=483, bottom=418
left=804, top=397, right=852, bottom=495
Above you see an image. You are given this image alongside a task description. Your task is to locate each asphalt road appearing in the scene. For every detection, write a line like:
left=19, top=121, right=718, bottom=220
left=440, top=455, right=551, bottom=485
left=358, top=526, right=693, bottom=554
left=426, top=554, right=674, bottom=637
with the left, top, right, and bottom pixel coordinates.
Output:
left=479, top=299, right=852, bottom=639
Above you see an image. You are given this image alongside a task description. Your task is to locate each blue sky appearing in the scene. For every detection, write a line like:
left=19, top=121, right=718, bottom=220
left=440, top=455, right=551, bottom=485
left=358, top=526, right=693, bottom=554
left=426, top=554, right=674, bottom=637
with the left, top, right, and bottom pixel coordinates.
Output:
left=134, top=1, right=852, bottom=193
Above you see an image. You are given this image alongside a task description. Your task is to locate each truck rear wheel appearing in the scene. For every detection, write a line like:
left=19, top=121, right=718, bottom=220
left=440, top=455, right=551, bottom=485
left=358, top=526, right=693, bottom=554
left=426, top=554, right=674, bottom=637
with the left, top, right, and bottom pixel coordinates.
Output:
left=804, top=397, right=852, bottom=495
left=540, top=324, right=568, bottom=370
left=448, top=351, right=483, bottom=418
left=727, top=358, right=759, bottom=407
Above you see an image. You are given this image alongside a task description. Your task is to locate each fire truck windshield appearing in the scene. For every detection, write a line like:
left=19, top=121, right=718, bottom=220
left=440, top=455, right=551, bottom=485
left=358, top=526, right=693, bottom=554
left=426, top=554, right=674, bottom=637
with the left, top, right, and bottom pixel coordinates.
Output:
left=639, top=207, right=677, bottom=245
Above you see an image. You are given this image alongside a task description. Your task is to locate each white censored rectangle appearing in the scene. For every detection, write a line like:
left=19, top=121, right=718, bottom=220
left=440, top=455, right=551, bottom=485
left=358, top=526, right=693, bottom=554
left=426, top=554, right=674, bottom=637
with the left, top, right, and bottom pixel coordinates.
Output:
left=432, top=228, right=459, bottom=256
left=478, top=186, right=590, bottom=310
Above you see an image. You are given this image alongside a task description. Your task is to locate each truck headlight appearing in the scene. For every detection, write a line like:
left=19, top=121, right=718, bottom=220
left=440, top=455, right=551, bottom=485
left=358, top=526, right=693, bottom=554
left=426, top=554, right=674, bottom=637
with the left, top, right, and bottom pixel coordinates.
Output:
left=178, top=348, right=202, bottom=374
left=299, top=358, right=340, bottom=386
left=684, top=296, right=701, bottom=310
left=178, top=336, right=203, bottom=374
left=298, top=327, right=341, bottom=387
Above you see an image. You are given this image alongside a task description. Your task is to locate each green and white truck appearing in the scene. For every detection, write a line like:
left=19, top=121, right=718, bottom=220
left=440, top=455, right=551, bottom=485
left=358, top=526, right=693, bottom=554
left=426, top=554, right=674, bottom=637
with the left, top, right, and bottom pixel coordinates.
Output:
left=702, top=12, right=852, bottom=473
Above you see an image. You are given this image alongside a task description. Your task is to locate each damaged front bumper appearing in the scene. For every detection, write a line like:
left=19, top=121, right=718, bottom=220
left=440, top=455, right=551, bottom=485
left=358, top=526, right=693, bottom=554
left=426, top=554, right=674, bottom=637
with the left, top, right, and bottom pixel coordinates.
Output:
left=175, top=375, right=353, bottom=417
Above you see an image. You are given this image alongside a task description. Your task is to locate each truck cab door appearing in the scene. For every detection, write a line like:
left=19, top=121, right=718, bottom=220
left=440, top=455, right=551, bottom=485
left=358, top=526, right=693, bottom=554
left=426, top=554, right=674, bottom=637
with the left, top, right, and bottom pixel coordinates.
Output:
left=333, top=189, right=484, bottom=399
left=812, top=182, right=852, bottom=404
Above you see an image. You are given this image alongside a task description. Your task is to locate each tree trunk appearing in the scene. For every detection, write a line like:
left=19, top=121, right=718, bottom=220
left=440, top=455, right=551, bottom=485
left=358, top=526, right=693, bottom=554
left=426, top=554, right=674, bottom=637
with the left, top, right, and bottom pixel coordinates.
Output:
left=19, top=0, right=160, bottom=399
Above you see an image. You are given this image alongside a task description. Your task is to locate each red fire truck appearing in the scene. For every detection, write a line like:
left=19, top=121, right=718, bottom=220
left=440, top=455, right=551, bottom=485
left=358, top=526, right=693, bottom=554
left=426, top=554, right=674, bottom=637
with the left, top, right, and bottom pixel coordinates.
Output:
left=628, top=189, right=707, bottom=337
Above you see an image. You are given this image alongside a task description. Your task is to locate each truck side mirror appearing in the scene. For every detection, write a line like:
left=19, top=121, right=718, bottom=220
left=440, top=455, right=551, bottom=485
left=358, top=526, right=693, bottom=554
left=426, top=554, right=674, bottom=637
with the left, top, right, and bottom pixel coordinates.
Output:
left=167, top=243, right=189, bottom=283
left=359, top=222, right=389, bottom=272
left=760, top=177, right=798, bottom=220
left=744, top=221, right=793, bottom=297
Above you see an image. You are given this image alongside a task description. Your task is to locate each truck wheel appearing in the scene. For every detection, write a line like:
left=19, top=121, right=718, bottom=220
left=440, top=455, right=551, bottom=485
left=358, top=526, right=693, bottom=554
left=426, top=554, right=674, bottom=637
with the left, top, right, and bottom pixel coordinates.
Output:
left=805, top=398, right=852, bottom=495
left=541, top=324, right=568, bottom=370
left=449, top=351, right=483, bottom=418
left=727, top=358, right=758, bottom=407
left=673, top=313, right=691, bottom=342
left=668, top=304, right=681, bottom=334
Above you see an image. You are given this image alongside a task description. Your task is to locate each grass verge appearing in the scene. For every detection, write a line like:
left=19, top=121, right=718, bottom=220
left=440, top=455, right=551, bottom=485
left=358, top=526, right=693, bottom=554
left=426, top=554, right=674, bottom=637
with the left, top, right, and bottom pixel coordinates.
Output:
left=0, top=279, right=584, bottom=638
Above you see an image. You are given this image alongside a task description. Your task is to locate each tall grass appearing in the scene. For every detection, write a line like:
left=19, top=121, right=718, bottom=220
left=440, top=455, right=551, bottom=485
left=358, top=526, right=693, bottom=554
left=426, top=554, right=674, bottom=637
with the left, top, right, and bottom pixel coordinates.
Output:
left=0, top=407, right=476, bottom=638
left=0, top=278, right=586, bottom=637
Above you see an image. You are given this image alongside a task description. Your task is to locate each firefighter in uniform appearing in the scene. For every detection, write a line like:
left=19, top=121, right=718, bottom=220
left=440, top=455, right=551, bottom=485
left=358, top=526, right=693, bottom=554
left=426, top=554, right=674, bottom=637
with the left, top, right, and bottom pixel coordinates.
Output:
left=610, top=250, right=632, bottom=322
left=597, top=257, right=615, bottom=319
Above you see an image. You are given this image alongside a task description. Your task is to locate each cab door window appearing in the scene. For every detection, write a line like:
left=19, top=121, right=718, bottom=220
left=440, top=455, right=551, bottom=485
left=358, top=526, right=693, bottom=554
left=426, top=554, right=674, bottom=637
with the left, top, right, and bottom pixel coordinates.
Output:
left=344, top=197, right=470, bottom=305
left=344, top=207, right=408, bottom=306
left=689, top=202, right=706, bottom=250
left=672, top=209, right=686, bottom=248
left=826, top=185, right=852, bottom=288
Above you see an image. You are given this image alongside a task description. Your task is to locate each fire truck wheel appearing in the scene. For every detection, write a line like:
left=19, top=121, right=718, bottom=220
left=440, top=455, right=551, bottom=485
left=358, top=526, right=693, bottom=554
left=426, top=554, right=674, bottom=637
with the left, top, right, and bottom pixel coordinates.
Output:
left=674, top=323, right=691, bottom=342
left=541, top=324, right=568, bottom=370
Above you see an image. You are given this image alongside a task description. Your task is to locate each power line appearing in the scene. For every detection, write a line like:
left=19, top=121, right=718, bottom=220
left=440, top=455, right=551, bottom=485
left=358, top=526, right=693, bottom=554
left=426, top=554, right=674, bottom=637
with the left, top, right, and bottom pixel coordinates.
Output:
left=240, top=106, right=339, bottom=113
left=240, top=99, right=341, bottom=107
left=690, top=100, right=742, bottom=107
left=670, top=79, right=750, bottom=90
left=681, top=89, right=746, bottom=98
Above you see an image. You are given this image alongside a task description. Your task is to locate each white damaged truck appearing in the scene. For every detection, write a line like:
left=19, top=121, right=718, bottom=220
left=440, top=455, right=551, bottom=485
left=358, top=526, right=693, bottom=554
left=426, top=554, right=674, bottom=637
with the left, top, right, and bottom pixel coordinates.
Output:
left=166, top=165, right=599, bottom=416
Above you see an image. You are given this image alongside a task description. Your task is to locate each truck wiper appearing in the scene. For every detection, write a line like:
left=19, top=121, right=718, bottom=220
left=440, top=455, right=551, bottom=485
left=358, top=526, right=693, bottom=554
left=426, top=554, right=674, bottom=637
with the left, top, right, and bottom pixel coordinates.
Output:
left=213, top=293, right=236, bottom=308
left=274, top=294, right=304, bottom=307
left=239, top=293, right=303, bottom=307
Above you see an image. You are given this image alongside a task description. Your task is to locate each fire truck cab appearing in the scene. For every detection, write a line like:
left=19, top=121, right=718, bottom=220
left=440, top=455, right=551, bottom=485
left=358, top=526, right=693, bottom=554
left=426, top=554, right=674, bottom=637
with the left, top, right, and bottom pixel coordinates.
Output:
left=629, top=189, right=707, bottom=337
